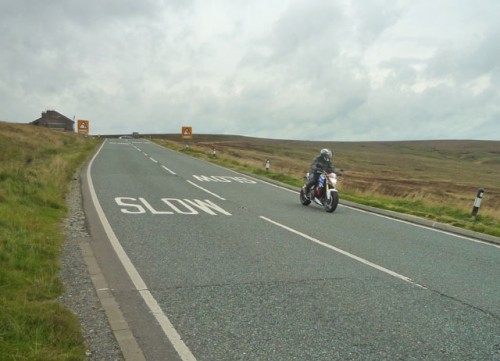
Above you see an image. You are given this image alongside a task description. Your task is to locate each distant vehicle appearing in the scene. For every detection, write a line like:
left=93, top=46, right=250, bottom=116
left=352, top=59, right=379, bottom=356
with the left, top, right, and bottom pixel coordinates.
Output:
left=119, top=135, right=132, bottom=139
left=132, top=132, right=139, bottom=138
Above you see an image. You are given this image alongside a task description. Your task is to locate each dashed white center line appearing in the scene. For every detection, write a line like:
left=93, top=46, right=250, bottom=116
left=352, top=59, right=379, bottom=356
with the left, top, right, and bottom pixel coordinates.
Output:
left=187, top=180, right=226, bottom=200
left=161, top=165, right=176, bottom=175
left=87, top=141, right=197, bottom=361
left=260, top=215, right=427, bottom=289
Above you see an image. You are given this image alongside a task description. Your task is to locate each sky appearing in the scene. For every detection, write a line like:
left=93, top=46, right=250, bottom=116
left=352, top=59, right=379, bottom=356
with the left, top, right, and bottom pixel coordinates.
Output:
left=0, top=0, right=499, bottom=141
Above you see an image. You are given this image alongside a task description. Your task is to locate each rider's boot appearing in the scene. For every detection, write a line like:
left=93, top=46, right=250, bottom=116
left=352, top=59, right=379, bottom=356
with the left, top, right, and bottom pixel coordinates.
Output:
left=303, top=186, right=311, bottom=200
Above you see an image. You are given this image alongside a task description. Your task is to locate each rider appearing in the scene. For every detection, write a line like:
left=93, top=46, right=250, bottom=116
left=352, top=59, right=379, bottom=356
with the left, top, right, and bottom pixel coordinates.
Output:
left=304, top=148, right=335, bottom=198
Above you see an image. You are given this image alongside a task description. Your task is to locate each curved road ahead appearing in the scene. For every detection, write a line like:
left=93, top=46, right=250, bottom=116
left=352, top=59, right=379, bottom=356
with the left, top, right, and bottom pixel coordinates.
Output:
left=82, top=139, right=500, bottom=361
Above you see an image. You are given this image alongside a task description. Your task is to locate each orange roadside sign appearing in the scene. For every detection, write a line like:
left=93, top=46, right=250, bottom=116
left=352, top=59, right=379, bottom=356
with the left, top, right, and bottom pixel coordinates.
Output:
left=77, top=120, right=89, bottom=134
left=181, top=126, right=193, bottom=140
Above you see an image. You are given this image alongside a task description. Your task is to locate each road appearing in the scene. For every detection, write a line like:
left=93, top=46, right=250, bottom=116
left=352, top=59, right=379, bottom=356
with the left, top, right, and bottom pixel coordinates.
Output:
left=82, top=138, right=500, bottom=361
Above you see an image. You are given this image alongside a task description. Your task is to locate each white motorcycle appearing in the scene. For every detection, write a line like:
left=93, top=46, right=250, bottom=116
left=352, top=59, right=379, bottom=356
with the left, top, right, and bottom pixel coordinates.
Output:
left=299, top=170, right=339, bottom=213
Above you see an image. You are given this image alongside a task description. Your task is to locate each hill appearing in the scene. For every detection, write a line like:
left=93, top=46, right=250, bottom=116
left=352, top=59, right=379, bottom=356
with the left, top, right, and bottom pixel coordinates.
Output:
left=0, top=121, right=498, bottom=359
left=0, top=121, right=99, bottom=359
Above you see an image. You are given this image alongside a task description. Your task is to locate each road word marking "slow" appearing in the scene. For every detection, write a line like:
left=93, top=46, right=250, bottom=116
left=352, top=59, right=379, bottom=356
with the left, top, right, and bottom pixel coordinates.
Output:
left=115, top=197, right=232, bottom=215
left=192, top=175, right=257, bottom=183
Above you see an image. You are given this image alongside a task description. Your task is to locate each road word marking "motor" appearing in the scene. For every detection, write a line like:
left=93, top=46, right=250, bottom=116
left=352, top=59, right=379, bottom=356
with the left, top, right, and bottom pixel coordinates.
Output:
left=115, top=197, right=232, bottom=216
left=192, top=175, right=257, bottom=183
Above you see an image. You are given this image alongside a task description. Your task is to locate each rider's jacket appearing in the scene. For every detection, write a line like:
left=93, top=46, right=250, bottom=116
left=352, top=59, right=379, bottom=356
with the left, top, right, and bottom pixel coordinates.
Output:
left=309, top=155, right=335, bottom=174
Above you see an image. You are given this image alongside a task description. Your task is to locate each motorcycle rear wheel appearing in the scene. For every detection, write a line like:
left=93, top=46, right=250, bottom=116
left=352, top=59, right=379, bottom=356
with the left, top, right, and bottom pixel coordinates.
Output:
left=324, top=191, right=339, bottom=213
left=300, top=187, right=311, bottom=205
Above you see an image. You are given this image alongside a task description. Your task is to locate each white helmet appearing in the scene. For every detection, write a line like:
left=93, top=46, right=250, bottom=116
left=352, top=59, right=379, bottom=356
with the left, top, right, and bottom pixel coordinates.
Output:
left=320, top=148, right=333, bottom=161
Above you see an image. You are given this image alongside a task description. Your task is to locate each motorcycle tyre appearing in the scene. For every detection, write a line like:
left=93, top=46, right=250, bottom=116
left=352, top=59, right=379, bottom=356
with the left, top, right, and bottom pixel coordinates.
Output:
left=324, top=190, right=339, bottom=213
left=300, top=187, right=311, bottom=206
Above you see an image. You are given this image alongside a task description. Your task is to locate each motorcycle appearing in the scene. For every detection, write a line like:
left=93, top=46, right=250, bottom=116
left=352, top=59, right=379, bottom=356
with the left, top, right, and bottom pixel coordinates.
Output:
left=299, top=170, right=339, bottom=213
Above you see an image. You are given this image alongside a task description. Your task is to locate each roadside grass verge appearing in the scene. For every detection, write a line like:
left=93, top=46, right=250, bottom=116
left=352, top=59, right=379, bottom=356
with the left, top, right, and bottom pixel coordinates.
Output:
left=251, top=168, right=303, bottom=187
left=153, top=137, right=500, bottom=238
left=0, top=121, right=100, bottom=360
left=340, top=191, right=500, bottom=237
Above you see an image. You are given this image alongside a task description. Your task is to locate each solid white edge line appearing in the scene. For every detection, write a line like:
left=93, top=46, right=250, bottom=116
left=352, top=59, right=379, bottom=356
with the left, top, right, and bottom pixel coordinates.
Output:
left=259, top=215, right=427, bottom=289
left=87, top=140, right=197, bottom=361
left=146, top=139, right=499, bottom=248
left=341, top=204, right=500, bottom=249
left=213, top=164, right=499, bottom=247
left=186, top=180, right=226, bottom=200
left=242, top=169, right=498, bottom=248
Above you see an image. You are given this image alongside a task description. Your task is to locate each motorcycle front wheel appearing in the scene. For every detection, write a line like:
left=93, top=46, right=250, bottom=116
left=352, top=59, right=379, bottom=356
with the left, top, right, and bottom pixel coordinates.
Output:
left=300, top=187, right=311, bottom=206
left=324, top=190, right=339, bottom=213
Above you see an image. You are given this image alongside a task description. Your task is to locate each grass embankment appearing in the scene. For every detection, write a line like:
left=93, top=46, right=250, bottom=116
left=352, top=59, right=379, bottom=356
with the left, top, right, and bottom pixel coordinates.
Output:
left=0, top=121, right=100, bottom=360
left=152, top=135, right=500, bottom=237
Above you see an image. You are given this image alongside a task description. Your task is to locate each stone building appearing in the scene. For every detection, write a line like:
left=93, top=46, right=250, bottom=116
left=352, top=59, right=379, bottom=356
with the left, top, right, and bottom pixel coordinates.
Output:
left=30, top=110, right=74, bottom=132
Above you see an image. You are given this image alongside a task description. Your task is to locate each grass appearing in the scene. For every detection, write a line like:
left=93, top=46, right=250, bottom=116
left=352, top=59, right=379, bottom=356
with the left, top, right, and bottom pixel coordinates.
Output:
left=341, top=191, right=499, bottom=235
left=0, top=121, right=100, bottom=360
left=1, top=124, right=498, bottom=359
left=151, top=135, right=500, bottom=237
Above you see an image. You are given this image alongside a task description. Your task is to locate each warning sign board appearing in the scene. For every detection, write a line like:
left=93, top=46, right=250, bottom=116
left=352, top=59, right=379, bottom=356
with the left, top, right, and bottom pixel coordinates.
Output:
left=181, top=126, right=193, bottom=140
left=77, top=120, right=89, bottom=135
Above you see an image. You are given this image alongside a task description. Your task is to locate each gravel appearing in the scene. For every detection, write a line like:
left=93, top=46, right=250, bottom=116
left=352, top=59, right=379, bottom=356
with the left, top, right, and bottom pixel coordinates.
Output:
left=58, top=175, right=124, bottom=361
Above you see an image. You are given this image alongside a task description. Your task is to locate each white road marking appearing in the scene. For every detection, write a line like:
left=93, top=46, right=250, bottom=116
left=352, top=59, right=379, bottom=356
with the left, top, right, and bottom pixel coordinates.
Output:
left=192, top=175, right=257, bottom=183
left=237, top=170, right=497, bottom=248
left=161, top=165, right=177, bottom=175
left=115, top=197, right=231, bottom=215
left=87, top=140, right=197, bottom=361
left=148, top=140, right=497, bottom=248
left=260, top=215, right=427, bottom=289
left=149, top=157, right=158, bottom=163
left=341, top=204, right=500, bottom=249
left=186, top=180, right=226, bottom=200
left=210, top=166, right=298, bottom=193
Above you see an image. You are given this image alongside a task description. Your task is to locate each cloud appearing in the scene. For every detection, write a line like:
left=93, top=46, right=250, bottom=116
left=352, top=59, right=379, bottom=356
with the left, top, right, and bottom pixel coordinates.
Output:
left=427, top=24, right=500, bottom=82
left=0, top=0, right=498, bottom=140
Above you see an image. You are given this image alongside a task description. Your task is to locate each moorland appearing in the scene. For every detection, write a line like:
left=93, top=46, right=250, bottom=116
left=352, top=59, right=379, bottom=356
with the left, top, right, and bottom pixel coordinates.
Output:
left=0, top=121, right=99, bottom=359
left=150, top=134, right=500, bottom=237
left=1, top=120, right=498, bottom=359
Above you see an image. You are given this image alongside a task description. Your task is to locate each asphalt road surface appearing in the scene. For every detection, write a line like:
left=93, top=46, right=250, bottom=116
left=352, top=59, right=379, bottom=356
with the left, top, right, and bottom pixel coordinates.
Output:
left=82, top=138, right=500, bottom=361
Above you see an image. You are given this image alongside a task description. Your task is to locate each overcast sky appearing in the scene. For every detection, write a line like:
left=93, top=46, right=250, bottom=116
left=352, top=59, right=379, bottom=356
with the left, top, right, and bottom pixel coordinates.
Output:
left=1, top=0, right=499, bottom=141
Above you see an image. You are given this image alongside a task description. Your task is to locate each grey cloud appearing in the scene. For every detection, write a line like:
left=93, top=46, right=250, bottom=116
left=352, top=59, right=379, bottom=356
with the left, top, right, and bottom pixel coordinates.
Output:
left=348, top=0, right=408, bottom=46
left=0, top=1, right=498, bottom=141
left=427, top=24, right=500, bottom=82
left=0, top=0, right=179, bottom=26
left=346, top=78, right=498, bottom=140
left=270, top=0, right=344, bottom=59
